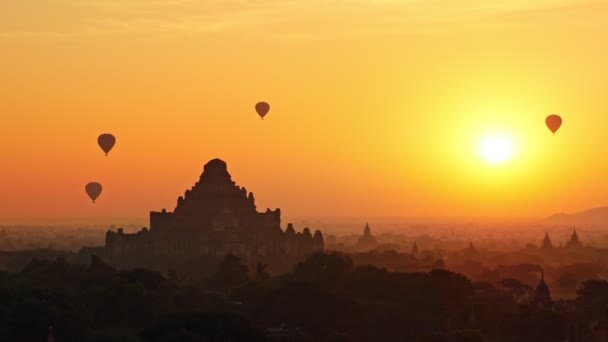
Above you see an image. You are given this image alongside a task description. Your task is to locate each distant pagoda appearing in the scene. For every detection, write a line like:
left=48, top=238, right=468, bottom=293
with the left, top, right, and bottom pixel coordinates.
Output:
left=411, top=241, right=419, bottom=256
left=541, top=232, right=553, bottom=250
left=464, top=240, right=479, bottom=257
left=356, top=222, right=377, bottom=251
left=565, top=227, right=582, bottom=248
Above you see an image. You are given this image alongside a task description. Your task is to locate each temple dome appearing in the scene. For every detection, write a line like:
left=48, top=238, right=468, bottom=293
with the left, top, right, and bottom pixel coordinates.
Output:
left=199, top=158, right=232, bottom=184
left=206, top=158, right=227, bottom=171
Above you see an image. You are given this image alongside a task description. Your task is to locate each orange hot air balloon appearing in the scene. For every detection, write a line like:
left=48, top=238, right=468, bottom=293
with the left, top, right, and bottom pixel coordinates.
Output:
left=255, top=102, right=270, bottom=119
left=85, top=182, right=103, bottom=203
left=98, top=134, right=116, bottom=156
left=546, top=115, right=562, bottom=135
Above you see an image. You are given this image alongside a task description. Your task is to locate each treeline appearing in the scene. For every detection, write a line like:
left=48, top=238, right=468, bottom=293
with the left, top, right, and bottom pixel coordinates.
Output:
left=0, top=252, right=606, bottom=341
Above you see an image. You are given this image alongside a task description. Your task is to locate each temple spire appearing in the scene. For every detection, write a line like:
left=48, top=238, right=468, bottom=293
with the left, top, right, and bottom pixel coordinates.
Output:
left=542, top=232, right=553, bottom=249
left=464, top=240, right=478, bottom=256
left=571, top=227, right=579, bottom=242
left=541, top=268, right=544, bottom=281
left=363, top=222, right=372, bottom=237
left=411, top=241, right=419, bottom=255
left=357, top=221, right=377, bottom=251
left=532, top=267, right=552, bottom=308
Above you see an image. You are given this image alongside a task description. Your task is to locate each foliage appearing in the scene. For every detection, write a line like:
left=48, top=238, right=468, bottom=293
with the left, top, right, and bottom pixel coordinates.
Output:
left=0, top=252, right=595, bottom=341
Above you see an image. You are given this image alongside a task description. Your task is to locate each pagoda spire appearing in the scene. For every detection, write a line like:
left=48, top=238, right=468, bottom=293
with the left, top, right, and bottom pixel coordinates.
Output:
left=411, top=241, right=419, bottom=255
left=571, top=227, right=579, bottom=242
left=363, top=222, right=372, bottom=237
left=357, top=221, right=377, bottom=251
left=541, top=268, right=544, bottom=281
left=542, top=232, right=553, bottom=249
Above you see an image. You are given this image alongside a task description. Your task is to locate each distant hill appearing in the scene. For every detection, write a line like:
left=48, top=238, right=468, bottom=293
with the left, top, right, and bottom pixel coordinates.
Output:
left=546, top=207, right=608, bottom=225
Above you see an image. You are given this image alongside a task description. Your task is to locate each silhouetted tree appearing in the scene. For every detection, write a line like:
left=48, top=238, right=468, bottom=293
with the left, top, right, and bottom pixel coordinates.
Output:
left=140, top=312, right=264, bottom=342
left=206, top=254, right=249, bottom=292
left=576, top=279, right=608, bottom=322
left=556, top=271, right=578, bottom=290
left=292, top=252, right=353, bottom=290
left=261, top=282, right=364, bottom=339
left=522, top=310, right=567, bottom=342
left=255, top=263, right=270, bottom=282
left=499, top=278, right=532, bottom=300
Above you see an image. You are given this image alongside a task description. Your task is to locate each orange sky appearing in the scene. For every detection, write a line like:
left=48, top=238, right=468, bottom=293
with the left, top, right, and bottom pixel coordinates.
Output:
left=1, top=1, right=607, bottom=223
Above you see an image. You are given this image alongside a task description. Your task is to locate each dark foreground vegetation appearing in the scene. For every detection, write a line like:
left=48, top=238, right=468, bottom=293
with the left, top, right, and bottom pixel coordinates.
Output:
left=0, top=252, right=607, bottom=341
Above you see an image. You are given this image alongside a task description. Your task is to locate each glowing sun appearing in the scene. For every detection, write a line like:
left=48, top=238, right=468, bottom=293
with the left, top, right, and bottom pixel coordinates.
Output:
left=478, top=135, right=514, bottom=165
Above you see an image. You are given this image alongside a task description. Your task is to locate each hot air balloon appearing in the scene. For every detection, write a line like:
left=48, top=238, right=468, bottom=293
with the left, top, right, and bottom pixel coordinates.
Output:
left=546, top=114, right=562, bottom=135
left=98, top=134, right=116, bottom=156
left=255, top=102, right=270, bottom=120
left=85, top=182, right=103, bottom=203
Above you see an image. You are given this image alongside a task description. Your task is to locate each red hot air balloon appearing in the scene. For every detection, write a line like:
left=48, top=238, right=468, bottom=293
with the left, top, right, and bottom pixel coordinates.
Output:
left=546, top=115, right=562, bottom=135
left=85, top=182, right=103, bottom=203
left=98, top=134, right=116, bottom=156
left=255, top=102, right=270, bottom=120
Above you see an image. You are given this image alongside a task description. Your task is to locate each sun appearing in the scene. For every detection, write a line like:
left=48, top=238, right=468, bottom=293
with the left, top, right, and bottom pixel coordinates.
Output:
left=478, top=135, right=514, bottom=165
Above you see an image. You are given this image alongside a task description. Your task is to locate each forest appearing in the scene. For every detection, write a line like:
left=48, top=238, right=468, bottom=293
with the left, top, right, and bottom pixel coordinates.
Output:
left=1, top=252, right=607, bottom=341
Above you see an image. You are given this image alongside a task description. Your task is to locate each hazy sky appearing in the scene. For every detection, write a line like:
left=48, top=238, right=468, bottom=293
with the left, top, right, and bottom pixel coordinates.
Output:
left=1, top=0, right=607, bottom=222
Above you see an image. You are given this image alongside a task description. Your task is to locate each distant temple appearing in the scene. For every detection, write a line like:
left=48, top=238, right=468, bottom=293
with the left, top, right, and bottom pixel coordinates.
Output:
left=356, top=222, right=377, bottom=251
left=464, top=241, right=478, bottom=257
left=539, top=228, right=584, bottom=252
left=105, top=159, right=324, bottom=272
left=565, top=228, right=582, bottom=249
left=541, top=232, right=553, bottom=250
left=411, top=241, right=419, bottom=256
left=530, top=269, right=552, bottom=309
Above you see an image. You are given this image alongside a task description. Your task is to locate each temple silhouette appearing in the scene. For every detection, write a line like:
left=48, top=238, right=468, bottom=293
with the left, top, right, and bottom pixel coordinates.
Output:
left=105, top=159, right=324, bottom=272
left=355, top=222, right=377, bottom=251
left=530, top=269, right=552, bottom=309
left=540, top=228, right=585, bottom=252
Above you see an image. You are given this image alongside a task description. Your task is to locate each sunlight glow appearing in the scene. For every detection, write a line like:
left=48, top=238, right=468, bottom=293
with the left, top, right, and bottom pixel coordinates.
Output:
left=478, top=135, right=514, bottom=165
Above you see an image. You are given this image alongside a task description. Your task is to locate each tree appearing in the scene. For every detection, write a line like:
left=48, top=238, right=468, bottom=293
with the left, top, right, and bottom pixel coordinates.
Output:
left=523, top=310, right=567, bottom=342
left=292, top=252, right=353, bottom=290
left=119, top=268, right=165, bottom=290
left=140, top=312, right=264, bottom=342
left=206, top=254, right=249, bottom=292
left=577, top=280, right=608, bottom=306
left=576, top=279, right=608, bottom=321
left=499, top=278, right=532, bottom=300
left=255, top=263, right=270, bottom=282
left=261, top=282, right=364, bottom=339
left=556, top=272, right=578, bottom=291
